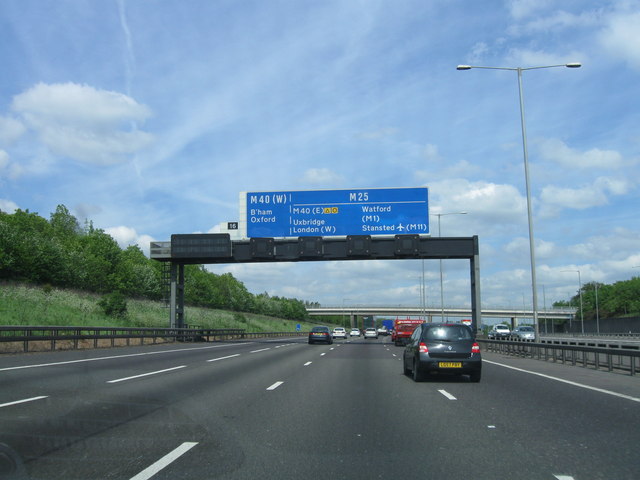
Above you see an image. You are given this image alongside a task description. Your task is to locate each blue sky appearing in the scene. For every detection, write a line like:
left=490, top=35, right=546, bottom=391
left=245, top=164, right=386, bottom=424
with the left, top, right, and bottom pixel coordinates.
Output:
left=1, top=0, right=638, bottom=315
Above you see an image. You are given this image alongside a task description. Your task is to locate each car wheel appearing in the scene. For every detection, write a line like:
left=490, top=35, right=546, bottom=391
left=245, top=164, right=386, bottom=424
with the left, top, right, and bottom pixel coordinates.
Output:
left=469, top=371, right=481, bottom=383
left=403, top=358, right=411, bottom=376
left=412, top=359, right=423, bottom=382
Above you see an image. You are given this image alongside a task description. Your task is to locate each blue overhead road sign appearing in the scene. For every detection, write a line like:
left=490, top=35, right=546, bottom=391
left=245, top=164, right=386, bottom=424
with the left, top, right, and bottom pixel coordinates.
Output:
left=245, top=187, right=429, bottom=238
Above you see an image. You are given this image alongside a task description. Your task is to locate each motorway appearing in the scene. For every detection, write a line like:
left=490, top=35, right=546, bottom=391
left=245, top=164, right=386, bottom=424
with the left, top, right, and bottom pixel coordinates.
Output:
left=1, top=336, right=639, bottom=480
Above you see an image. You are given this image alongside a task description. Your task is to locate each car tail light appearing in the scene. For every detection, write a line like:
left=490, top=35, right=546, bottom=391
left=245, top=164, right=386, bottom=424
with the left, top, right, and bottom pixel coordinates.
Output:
left=472, top=342, right=480, bottom=354
left=419, top=342, right=428, bottom=353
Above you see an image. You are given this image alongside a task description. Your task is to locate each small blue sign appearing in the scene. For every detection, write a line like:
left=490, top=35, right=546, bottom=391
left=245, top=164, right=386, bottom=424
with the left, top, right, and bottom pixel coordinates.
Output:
left=296, top=324, right=301, bottom=332
left=246, top=187, right=429, bottom=237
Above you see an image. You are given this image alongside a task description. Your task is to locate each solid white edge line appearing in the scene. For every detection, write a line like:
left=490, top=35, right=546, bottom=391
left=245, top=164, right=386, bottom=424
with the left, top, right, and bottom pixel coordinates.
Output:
left=0, top=343, right=253, bottom=372
left=129, top=441, right=198, bottom=480
left=0, top=395, right=48, bottom=408
left=207, top=354, right=241, bottom=362
left=484, top=359, right=640, bottom=403
left=438, top=389, right=457, bottom=400
left=107, top=365, right=187, bottom=384
left=266, top=381, right=284, bottom=391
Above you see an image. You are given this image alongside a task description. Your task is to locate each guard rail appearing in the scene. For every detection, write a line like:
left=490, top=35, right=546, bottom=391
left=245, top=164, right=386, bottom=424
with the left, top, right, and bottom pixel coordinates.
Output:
left=479, top=338, right=640, bottom=376
left=0, top=326, right=306, bottom=353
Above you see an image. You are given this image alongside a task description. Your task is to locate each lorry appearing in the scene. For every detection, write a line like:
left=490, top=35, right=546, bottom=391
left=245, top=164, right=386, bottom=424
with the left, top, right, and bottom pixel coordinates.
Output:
left=391, top=318, right=424, bottom=346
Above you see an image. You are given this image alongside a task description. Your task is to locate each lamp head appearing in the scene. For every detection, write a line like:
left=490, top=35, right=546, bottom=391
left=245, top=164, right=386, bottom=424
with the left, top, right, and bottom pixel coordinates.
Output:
left=456, top=65, right=472, bottom=70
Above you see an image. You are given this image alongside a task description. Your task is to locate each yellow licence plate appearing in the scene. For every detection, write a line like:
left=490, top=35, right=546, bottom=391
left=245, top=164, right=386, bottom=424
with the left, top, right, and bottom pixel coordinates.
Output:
left=438, top=362, right=462, bottom=368
left=313, top=333, right=325, bottom=336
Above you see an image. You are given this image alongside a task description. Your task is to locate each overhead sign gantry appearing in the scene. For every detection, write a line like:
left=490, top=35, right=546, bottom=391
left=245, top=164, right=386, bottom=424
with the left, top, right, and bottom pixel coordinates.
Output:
left=150, top=187, right=481, bottom=333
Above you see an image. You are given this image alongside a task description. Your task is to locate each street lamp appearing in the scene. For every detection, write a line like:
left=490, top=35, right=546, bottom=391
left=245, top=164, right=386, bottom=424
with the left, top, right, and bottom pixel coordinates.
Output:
left=431, top=211, right=467, bottom=321
left=561, top=269, right=584, bottom=334
left=457, top=62, right=581, bottom=340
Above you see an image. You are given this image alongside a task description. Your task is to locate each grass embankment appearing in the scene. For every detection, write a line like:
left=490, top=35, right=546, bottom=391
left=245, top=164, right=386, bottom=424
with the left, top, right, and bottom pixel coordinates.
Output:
left=0, top=283, right=318, bottom=332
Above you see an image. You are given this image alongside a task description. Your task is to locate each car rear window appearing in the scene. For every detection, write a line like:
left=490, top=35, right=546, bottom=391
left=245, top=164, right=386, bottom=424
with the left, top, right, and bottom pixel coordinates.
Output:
left=423, top=325, right=473, bottom=341
left=311, top=327, right=329, bottom=332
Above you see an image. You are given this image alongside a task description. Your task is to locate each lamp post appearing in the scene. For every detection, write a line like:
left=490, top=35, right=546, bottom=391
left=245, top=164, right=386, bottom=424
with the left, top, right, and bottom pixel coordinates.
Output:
left=431, top=211, right=467, bottom=321
left=457, top=62, right=581, bottom=340
left=561, top=269, right=584, bottom=334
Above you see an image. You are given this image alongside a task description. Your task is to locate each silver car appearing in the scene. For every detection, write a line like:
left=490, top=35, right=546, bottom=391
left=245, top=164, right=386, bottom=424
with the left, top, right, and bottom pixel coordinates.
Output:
left=510, top=326, right=536, bottom=342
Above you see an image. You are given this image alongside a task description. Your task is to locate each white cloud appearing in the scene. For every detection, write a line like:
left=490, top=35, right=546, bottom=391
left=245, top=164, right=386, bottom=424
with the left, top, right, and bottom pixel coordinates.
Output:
left=567, top=228, right=640, bottom=262
left=504, top=236, right=557, bottom=261
left=0, top=198, right=19, bottom=213
left=537, top=138, right=626, bottom=169
left=105, top=225, right=154, bottom=255
left=598, top=9, right=640, bottom=70
left=431, top=179, right=527, bottom=224
left=540, top=176, right=633, bottom=210
left=507, top=0, right=554, bottom=20
left=300, top=168, right=344, bottom=186
left=0, top=150, right=8, bottom=170
left=0, top=115, right=25, bottom=145
left=11, top=83, right=153, bottom=165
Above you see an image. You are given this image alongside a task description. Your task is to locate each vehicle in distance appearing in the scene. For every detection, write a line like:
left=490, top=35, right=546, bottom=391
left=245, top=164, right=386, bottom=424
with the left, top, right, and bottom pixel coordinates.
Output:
left=403, top=323, right=482, bottom=382
left=510, top=326, right=536, bottom=341
left=364, top=327, right=378, bottom=339
left=376, top=325, right=389, bottom=335
left=332, top=327, right=347, bottom=339
left=349, top=328, right=361, bottom=337
left=308, top=326, right=333, bottom=345
left=487, top=324, right=510, bottom=339
left=392, top=319, right=424, bottom=346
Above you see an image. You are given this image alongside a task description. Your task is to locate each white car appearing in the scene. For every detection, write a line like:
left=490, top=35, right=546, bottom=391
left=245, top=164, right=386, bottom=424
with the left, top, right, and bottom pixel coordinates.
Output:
left=364, top=328, right=378, bottom=339
left=377, top=326, right=388, bottom=335
left=332, top=327, right=347, bottom=339
left=349, top=328, right=361, bottom=337
left=488, top=324, right=510, bottom=339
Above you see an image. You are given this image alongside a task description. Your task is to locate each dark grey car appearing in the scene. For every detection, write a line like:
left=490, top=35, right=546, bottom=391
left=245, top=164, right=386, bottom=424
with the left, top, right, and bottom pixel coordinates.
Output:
left=403, top=323, right=482, bottom=382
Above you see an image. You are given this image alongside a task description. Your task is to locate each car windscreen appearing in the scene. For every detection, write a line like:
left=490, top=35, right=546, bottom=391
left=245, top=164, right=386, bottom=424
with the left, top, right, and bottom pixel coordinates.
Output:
left=423, top=326, right=473, bottom=341
left=518, top=327, right=534, bottom=331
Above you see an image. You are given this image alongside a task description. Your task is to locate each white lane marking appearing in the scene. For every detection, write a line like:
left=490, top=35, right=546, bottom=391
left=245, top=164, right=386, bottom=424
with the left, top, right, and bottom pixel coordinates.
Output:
left=0, top=343, right=252, bottom=372
left=207, top=354, right=240, bottom=362
left=107, top=366, right=187, bottom=384
left=438, top=390, right=457, bottom=400
left=392, top=354, right=397, bottom=357
left=250, top=348, right=270, bottom=353
left=320, top=353, right=326, bottom=356
left=553, top=476, right=576, bottom=480
left=484, top=360, right=640, bottom=403
left=330, top=347, right=335, bottom=350
left=304, top=361, right=312, bottom=366
left=266, top=381, right=284, bottom=391
left=129, top=441, right=198, bottom=480
left=0, top=395, right=48, bottom=409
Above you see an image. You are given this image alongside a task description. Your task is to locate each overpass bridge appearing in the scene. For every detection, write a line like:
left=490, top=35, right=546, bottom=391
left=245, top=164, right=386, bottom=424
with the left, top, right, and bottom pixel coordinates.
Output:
left=306, top=305, right=576, bottom=327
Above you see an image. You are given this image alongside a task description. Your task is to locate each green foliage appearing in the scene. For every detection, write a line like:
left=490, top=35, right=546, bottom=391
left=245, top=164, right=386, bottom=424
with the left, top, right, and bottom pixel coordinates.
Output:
left=98, top=292, right=128, bottom=318
left=0, top=205, right=313, bottom=320
left=558, top=277, right=640, bottom=319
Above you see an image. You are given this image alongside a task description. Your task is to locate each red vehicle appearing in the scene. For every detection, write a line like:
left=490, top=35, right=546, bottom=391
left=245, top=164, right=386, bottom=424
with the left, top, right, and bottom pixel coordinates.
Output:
left=391, top=318, right=424, bottom=346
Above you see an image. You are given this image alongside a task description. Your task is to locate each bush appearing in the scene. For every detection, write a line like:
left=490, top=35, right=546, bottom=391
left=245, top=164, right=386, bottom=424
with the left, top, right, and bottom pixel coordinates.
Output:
left=98, top=292, right=128, bottom=318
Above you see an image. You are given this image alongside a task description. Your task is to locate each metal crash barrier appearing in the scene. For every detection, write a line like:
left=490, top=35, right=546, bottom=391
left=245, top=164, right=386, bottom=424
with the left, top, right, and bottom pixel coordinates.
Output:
left=0, top=326, right=306, bottom=353
left=479, top=338, right=640, bottom=376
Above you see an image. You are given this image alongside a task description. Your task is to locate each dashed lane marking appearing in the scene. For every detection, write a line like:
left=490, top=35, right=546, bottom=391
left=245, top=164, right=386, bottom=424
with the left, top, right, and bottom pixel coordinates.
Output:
left=0, top=396, right=48, bottom=408
left=207, top=354, right=240, bottom=362
left=129, top=442, right=198, bottom=480
left=438, top=390, right=457, bottom=400
left=107, top=366, right=187, bottom=384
